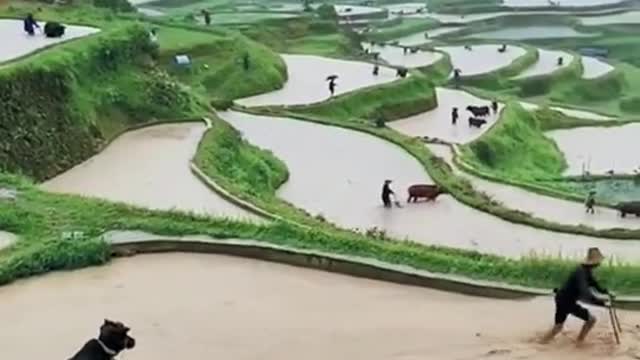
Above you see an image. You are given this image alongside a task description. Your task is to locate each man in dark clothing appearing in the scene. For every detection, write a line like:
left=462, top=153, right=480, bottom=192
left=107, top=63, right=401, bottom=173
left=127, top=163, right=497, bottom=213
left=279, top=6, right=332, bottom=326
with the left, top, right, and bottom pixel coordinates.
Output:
left=201, top=9, right=211, bottom=26
left=585, top=190, right=596, bottom=214
left=328, top=79, right=337, bottom=96
left=381, top=180, right=394, bottom=208
left=542, top=247, right=610, bottom=344
left=451, top=107, right=458, bottom=125
left=23, top=13, right=40, bottom=36
left=491, top=100, right=499, bottom=115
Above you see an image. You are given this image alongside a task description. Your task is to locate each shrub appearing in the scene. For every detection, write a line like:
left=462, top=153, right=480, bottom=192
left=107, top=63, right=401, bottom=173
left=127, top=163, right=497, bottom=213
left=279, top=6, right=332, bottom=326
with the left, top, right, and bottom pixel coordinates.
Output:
left=620, top=96, right=640, bottom=113
left=317, top=4, right=338, bottom=20
left=470, top=140, right=495, bottom=167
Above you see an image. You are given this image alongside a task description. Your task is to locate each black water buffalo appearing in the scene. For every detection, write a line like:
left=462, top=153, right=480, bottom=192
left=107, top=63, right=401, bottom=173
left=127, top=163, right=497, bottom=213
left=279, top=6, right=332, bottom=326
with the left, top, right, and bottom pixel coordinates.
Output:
left=617, top=201, right=640, bottom=218
left=466, top=105, right=490, bottom=117
left=468, top=117, right=487, bottom=128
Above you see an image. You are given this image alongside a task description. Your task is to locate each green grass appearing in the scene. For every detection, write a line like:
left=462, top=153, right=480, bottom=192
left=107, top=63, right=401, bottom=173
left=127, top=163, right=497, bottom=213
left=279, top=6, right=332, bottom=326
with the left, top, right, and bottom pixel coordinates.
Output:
left=293, top=70, right=446, bottom=124
left=461, top=104, right=567, bottom=181
left=156, top=25, right=287, bottom=104
left=287, top=33, right=354, bottom=57
left=194, top=117, right=288, bottom=197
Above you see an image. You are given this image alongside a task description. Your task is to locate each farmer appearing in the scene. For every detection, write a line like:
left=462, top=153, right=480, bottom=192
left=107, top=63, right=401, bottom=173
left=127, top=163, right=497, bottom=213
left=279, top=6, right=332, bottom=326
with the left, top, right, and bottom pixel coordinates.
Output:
left=201, top=9, right=211, bottom=26
left=558, top=56, right=564, bottom=66
left=381, top=180, right=394, bottom=208
left=372, top=63, right=379, bottom=76
left=585, top=190, right=596, bottom=214
left=491, top=100, right=499, bottom=114
left=403, top=46, right=408, bottom=55
left=542, top=247, right=610, bottom=345
left=242, top=52, right=250, bottom=71
left=23, top=13, right=40, bottom=36
left=328, top=79, right=337, bottom=96
left=451, top=107, right=458, bottom=125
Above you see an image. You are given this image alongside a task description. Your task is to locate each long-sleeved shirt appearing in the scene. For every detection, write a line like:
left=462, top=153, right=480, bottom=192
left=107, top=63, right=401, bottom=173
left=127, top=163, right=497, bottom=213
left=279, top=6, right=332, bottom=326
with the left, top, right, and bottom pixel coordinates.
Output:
left=556, top=265, right=607, bottom=306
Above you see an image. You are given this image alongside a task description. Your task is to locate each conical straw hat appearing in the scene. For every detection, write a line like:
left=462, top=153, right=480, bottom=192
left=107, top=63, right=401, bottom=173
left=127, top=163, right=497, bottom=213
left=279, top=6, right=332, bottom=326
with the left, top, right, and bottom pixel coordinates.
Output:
left=583, top=247, right=604, bottom=266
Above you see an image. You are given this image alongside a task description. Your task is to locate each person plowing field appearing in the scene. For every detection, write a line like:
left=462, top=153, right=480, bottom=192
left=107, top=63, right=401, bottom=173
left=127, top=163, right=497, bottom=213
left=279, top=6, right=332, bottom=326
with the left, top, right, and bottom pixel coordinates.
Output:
left=542, top=247, right=611, bottom=345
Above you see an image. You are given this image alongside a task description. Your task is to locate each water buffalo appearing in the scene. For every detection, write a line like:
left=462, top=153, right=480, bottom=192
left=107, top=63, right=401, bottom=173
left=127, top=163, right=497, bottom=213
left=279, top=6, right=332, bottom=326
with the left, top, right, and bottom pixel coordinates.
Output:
left=407, top=184, right=444, bottom=203
left=44, top=21, right=65, bottom=38
left=466, top=105, right=490, bottom=117
left=468, top=117, right=487, bottom=128
left=616, top=201, right=640, bottom=218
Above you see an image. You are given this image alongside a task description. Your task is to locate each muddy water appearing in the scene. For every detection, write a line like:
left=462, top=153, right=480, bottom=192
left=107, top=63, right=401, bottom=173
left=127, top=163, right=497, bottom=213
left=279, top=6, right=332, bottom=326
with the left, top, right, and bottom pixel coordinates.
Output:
left=467, top=26, right=597, bottom=40
left=361, top=43, right=443, bottom=68
left=236, top=54, right=397, bottom=107
left=383, top=2, right=427, bottom=14
left=0, top=231, right=16, bottom=250
left=514, top=49, right=573, bottom=79
left=41, top=123, right=259, bottom=221
left=428, top=143, right=640, bottom=230
left=581, top=56, right=614, bottom=79
left=548, top=123, right=640, bottom=176
left=220, top=111, right=640, bottom=261
left=388, top=87, right=502, bottom=144
left=580, top=10, right=640, bottom=25
left=334, top=4, right=385, bottom=17
left=436, top=45, right=526, bottom=76
left=504, top=0, right=624, bottom=7
left=0, top=20, right=99, bottom=64
left=3, top=253, right=640, bottom=360
left=520, top=102, right=613, bottom=120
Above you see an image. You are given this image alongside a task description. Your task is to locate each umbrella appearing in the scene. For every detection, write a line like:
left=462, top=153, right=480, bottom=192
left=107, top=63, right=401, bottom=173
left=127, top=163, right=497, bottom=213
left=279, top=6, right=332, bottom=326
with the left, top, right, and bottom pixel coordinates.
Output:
left=326, top=75, right=339, bottom=81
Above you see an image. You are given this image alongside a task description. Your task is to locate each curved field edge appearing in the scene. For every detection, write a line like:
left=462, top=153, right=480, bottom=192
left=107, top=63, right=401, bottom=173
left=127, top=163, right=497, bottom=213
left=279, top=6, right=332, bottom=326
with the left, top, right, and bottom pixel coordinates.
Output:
left=457, top=103, right=636, bottom=209
left=5, top=170, right=640, bottom=296
left=261, top=97, right=640, bottom=240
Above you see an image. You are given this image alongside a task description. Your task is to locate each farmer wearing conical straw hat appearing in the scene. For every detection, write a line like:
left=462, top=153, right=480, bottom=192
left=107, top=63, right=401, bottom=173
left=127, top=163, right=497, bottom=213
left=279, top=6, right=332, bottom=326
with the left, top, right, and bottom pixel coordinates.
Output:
left=542, top=247, right=611, bottom=344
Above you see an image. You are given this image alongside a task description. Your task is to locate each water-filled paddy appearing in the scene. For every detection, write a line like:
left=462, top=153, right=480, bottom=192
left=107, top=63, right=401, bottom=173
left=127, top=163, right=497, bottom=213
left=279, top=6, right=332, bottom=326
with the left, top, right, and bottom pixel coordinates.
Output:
left=41, top=123, right=259, bottom=221
left=436, top=44, right=526, bottom=76
left=467, top=26, right=598, bottom=40
left=2, top=253, right=636, bottom=360
left=389, top=88, right=502, bottom=143
left=580, top=10, right=640, bottom=25
left=581, top=56, right=614, bottom=79
left=236, top=54, right=397, bottom=107
left=504, top=0, right=625, bottom=7
left=548, top=123, right=640, bottom=176
left=0, top=20, right=99, bottom=64
left=362, top=42, right=443, bottom=68
left=220, top=111, right=640, bottom=261
left=513, top=49, right=573, bottom=79
left=334, top=4, right=385, bottom=17
left=393, top=27, right=463, bottom=47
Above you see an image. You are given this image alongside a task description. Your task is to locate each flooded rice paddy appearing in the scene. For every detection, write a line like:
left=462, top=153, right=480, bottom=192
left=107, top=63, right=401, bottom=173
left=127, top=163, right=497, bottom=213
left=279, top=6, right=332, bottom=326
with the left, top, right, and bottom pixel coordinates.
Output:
left=513, top=49, right=573, bottom=79
left=236, top=54, right=397, bottom=107
left=361, top=42, right=443, bottom=68
left=0, top=20, right=99, bottom=64
left=388, top=88, right=502, bottom=143
left=220, top=110, right=640, bottom=261
left=436, top=44, right=526, bottom=76
left=2, top=253, right=639, bottom=360
left=41, top=123, right=260, bottom=221
left=548, top=123, right=640, bottom=176
left=467, top=26, right=598, bottom=40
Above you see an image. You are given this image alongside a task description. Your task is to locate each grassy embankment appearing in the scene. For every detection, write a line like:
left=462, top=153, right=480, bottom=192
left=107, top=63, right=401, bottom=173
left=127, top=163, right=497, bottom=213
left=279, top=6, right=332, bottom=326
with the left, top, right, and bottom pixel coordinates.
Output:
left=155, top=24, right=287, bottom=106
left=240, top=17, right=362, bottom=58
left=0, top=22, right=204, bottom=180
left=364, top=17, right=439, bottom=43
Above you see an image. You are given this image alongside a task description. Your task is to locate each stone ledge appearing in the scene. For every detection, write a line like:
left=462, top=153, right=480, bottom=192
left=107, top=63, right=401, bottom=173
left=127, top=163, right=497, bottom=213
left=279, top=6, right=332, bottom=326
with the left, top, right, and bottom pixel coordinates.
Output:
left=104, top=230, right=548, bottom=300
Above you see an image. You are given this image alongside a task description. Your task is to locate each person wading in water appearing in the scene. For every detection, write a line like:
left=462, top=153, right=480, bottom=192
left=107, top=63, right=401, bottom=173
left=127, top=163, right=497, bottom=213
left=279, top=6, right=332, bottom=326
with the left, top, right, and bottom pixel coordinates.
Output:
left=585, top=190, right=596, bottom=214
left=381, top=180, right=394, bottom=208
left=451, top=107, right=458, bottom=125
left=542, top=247, right=611, bottom=345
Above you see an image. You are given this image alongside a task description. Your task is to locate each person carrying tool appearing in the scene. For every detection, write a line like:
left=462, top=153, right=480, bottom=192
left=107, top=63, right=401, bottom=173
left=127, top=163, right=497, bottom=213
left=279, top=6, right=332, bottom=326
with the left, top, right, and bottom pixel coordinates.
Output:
left=542, top=247, right=611, bottom=345
left=381, top=180, right=394, bottom=208
left=585, top=190, right=596, bottom=214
